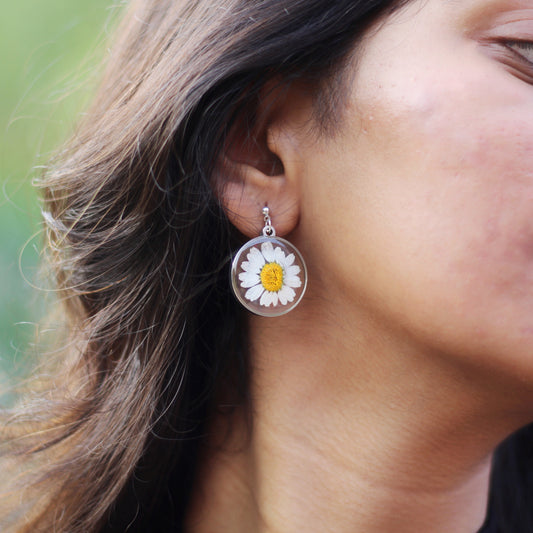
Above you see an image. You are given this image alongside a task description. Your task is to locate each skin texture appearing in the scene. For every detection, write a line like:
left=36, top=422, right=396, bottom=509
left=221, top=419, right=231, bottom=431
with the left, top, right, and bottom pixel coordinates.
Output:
left=188, top=1, right=533, bottom=531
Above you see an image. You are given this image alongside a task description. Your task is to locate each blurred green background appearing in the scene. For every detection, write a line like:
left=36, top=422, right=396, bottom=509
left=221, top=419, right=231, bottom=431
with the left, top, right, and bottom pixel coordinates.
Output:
left=0, top=1, right=117, bottom=400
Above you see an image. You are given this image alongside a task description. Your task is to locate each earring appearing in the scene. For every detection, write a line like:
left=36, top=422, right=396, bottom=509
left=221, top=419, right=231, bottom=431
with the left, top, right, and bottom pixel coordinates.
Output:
left=231, top=207, right=307, bottom=317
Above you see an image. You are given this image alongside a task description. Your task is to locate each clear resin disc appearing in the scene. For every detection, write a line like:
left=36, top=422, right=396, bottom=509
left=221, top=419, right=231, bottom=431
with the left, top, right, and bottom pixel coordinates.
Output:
left=231, top=236, right=307, bottom=317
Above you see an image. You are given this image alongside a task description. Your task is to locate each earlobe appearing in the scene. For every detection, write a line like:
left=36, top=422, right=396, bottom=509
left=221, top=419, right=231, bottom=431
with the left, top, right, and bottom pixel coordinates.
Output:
left=218, top=160, right=290, bottom=238
left=218, top=163, right=300, bottom=238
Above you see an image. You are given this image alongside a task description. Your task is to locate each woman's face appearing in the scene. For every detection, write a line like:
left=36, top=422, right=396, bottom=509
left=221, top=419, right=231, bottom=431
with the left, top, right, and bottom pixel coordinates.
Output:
left=295, top=0, right=533, bottom=385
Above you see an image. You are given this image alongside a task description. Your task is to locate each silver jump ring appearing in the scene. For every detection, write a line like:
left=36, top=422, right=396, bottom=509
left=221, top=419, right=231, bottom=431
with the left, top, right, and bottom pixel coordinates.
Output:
left=262, top=206, right=276, bottom=237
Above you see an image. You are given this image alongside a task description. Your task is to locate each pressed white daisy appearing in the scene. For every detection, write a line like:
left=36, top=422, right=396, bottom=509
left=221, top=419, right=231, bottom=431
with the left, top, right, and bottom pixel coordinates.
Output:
left=238, top=241, right=302, bottom=307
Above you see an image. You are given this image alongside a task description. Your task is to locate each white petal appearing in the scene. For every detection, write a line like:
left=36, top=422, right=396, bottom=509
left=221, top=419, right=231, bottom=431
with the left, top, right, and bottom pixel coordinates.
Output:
left=280, top=286, right=296, bottom=302
left=261, top=241, right=275, bottom=262
left=274, top=246, right=285, bottom=264
left=240, top=260, right=254, bottom=273
left=245, top=284, right=264, bottom=302
left=286, top=265, right=300, bottom=277
left=239, top=271, right=260, bottom=288
left=284, top=253, right=295, bottom=266
left=278, top=286, right=289, bottom=305
left=285, top=274, right=302, bottom=288
left=260, top=290, right=277, bottom=307
left=247, top=247, right=265, bottom=272
left=260, top=290, right=271, bottom=306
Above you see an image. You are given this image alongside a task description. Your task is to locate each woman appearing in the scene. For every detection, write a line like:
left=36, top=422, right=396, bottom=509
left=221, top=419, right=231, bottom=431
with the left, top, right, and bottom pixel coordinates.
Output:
left=2, top=0, right=533, bottom=530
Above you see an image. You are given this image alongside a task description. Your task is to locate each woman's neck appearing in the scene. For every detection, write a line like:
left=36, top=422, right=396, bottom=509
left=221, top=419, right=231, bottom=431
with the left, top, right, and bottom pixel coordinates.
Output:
left=186, top=300, right=532, bottom=533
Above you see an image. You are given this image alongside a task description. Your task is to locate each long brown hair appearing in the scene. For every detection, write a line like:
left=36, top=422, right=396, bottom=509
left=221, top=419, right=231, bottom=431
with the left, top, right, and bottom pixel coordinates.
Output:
left=3, top=0, right=530, bottom=531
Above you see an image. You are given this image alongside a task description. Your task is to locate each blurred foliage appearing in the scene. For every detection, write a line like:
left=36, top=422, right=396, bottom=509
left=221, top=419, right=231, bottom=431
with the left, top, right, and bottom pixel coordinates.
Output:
left=0, top=0, right=118, bottom=400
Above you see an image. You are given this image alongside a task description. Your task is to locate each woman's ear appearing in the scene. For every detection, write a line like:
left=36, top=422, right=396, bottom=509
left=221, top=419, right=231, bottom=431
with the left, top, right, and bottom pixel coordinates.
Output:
left=215, top=82, right=312, bottom=238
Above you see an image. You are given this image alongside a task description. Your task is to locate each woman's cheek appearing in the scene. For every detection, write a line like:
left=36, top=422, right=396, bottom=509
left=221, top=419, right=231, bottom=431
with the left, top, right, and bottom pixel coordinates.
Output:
left=337, top=98, right=533, bottom=354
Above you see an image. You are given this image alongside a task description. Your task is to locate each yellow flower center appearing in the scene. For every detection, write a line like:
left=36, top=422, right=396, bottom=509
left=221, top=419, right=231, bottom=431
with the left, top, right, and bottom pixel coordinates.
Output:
left=260, top=262, right=284, bottom=292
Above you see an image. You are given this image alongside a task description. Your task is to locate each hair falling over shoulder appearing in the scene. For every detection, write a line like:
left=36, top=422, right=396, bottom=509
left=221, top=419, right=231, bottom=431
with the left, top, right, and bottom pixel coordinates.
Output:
left=0, top=1, right=407, bottom=530
left=2, top=0, right=532, bottom=531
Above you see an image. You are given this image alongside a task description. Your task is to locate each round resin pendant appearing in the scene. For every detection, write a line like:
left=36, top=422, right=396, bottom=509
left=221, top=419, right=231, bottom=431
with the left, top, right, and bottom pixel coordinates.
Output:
left=231, top=235, right=307, bottom=317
